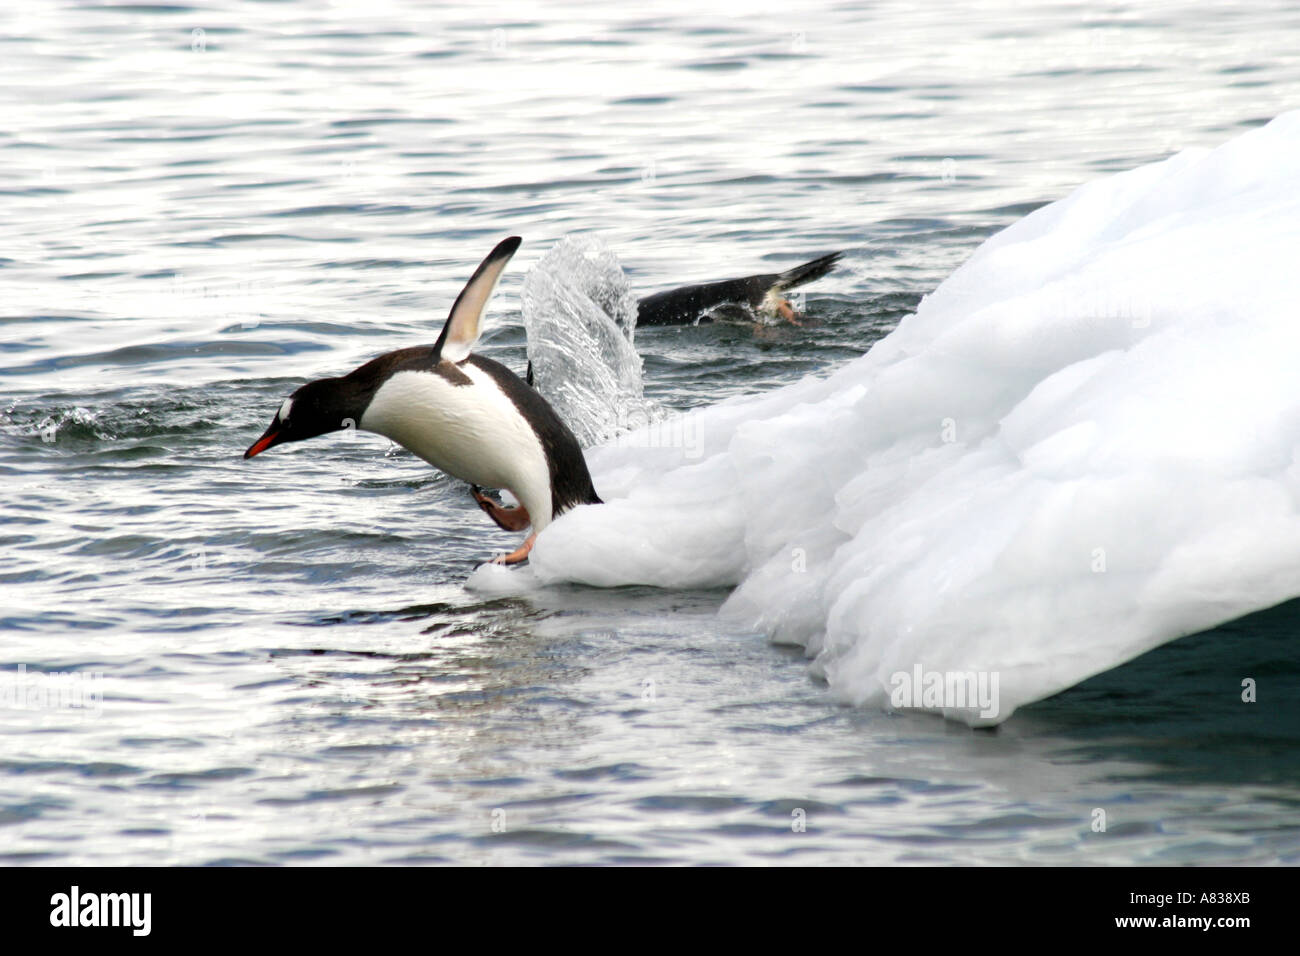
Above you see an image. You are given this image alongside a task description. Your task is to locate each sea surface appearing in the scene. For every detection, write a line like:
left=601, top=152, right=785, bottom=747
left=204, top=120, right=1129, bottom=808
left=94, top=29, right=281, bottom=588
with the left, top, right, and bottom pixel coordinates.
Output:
left=2, top=1, right=1298, bottom=865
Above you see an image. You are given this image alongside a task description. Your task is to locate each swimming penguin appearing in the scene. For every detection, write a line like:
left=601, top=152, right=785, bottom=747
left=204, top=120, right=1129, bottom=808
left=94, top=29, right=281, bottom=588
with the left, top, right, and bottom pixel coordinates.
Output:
left=243, top=236, right=601, bottom=565
left=635, top=250, right=842, bottom=327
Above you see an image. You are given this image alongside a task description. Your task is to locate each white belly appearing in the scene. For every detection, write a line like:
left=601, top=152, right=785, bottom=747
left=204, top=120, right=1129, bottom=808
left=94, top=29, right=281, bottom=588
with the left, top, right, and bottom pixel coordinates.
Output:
left=359, top=366, right=554, bottom=528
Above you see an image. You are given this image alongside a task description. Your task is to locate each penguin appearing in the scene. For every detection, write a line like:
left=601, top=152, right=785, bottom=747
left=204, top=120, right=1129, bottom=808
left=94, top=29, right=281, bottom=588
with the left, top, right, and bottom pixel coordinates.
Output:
left=243, top=236, right=601, bottom=565
left=635, top=250, right=842, bottom=327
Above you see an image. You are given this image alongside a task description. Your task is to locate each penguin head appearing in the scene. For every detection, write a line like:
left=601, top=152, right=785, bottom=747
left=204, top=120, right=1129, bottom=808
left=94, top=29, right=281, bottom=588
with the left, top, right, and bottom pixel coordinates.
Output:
left=244, top=378, right=354, bottom=458
left=243, top=236, right=523, bottom=461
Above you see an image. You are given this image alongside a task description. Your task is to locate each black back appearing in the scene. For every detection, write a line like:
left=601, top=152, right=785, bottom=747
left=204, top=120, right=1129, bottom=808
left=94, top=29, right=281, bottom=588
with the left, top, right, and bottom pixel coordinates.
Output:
left=463, top=354, right=603, bottom=516
left=637, top=276, right=774, bottom=327
left=636, top=250, right=843, bottom=327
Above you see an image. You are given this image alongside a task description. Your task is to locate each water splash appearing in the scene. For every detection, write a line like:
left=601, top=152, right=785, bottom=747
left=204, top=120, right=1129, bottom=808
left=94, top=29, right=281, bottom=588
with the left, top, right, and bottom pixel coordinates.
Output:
left=521, top=235, right=661, bottom=448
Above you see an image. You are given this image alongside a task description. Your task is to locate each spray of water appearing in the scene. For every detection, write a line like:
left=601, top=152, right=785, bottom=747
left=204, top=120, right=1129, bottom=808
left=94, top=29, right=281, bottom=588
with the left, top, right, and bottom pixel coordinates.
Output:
left=520, top=235, right=662, bottom=448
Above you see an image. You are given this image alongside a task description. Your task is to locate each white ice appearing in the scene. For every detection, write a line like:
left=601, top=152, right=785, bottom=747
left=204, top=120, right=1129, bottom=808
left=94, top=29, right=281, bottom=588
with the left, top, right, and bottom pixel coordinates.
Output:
left=476, top=112, right=1300, bottom=724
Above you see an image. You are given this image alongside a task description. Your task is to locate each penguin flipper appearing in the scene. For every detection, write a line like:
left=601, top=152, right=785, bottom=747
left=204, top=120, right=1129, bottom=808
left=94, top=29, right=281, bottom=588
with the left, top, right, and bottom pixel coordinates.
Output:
left=769, top=251, right=843, bottom=294
left=434, top=236, right=522, bottom=363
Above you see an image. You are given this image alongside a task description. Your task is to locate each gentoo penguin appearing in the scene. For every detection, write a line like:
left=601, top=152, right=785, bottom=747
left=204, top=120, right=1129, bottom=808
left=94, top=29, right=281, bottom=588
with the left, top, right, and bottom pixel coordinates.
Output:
left=244, top=236, right=601, bottom=565
left=636, top=250, right=842, bottom=327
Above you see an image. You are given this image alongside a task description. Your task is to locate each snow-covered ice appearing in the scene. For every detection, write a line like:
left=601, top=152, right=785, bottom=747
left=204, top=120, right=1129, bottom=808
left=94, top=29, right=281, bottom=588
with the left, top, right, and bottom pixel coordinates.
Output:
left=482, top=112, right=1300, bottom=724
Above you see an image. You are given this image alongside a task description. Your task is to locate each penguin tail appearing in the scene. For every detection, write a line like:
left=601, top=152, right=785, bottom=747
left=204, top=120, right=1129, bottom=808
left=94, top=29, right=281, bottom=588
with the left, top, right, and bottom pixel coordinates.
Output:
left=770, top=251, right=843, bottom=294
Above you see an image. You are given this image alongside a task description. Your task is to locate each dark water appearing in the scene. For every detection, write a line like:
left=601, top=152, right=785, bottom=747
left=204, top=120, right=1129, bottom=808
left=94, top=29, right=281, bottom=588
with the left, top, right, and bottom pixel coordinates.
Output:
left=2, top=2, right=1298, bottom=864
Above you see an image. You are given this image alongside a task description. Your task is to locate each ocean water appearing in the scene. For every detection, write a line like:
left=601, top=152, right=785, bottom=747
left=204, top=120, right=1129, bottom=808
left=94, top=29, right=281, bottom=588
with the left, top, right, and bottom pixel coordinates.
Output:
left=2, top=1, right=1298, bottom=865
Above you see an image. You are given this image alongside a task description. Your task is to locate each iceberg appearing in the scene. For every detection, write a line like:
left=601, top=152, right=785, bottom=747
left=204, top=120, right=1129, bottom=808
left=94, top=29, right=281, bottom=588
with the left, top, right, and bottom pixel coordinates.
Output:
left=513, top=112, right=1300, bottom=724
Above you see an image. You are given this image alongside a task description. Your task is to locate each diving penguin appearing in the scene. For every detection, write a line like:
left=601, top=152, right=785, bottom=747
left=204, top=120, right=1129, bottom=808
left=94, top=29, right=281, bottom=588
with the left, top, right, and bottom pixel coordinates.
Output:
left=636, top=250, right=842, bottom=326
left=244, top=237, right=601, bottom=565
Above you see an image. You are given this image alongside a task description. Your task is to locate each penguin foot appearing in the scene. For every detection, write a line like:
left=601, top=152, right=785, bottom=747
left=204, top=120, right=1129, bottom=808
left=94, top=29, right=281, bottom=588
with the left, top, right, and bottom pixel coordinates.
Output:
left=776, top=299, right=803, bottom=325
left=471, top=485, right=532, bottom=532
left=491, top=533, right=537, bottom=565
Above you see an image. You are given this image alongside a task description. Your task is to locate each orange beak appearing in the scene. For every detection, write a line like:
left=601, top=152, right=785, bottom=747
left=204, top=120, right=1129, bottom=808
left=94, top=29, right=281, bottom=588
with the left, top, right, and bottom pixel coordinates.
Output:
left=244, top=428, right=282, bottom=459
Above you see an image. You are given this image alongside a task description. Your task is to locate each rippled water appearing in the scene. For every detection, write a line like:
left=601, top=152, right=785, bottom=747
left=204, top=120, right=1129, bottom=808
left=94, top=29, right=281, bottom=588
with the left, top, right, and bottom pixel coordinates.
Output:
left=2, top=1, right=1299, bottom=865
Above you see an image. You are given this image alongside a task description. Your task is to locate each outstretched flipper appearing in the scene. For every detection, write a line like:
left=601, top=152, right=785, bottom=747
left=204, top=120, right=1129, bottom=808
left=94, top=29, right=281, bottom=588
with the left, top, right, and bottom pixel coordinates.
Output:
left=433, top=236, right=522, bottom=363
left=636, top=250, right=842, bottom=327
left=767, top=251, right=843, bottom=296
